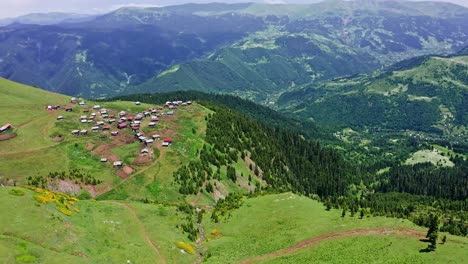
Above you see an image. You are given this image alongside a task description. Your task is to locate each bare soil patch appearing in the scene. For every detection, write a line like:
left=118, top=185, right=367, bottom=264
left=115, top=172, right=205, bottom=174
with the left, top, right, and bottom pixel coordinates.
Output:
left=0, top=133, right=17, bottom=141
left=133, top=154, right=153, bottom=165
left=85, top=143, right=95, bottom=151
left=52, top=136, right=64, bottom=142
left=116, top=166, right=134, bottom=179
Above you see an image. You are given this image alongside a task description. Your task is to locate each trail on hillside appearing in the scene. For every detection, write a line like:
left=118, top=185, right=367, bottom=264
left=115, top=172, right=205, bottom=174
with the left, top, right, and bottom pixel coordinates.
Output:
left=96, top=144, right=164, bottom=197
left=191, top=175, right=208, bottom=207
left=102, top=201, right=166, bottom=264
left=240, top=227, right=426, bottom=264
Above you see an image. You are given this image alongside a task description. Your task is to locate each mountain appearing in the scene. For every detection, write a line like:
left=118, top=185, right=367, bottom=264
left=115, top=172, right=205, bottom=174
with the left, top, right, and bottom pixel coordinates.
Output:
left=279, top=54, right=468, bottom=136
left=0, top=7, right=264, bottom=97
left=0, top=12, right=95, bottom=27
left=0, top=1, right=467, bottom=99
left=1, top=78, right=467, bottom=262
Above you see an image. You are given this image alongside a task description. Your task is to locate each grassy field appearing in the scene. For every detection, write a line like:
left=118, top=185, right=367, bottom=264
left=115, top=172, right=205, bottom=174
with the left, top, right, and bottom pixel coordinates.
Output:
left=202, top=193, right=467, bottom=264
left=256, top=235, right=467, bottom=264
left=405, top=149, right=454, bottom=167
left=0, top=186, right=197, bottom=264
left=2, top=188, right=467, bottom=264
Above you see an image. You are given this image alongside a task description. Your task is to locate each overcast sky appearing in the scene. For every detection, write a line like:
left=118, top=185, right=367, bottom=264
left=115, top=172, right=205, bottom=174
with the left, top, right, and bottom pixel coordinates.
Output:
left=0, top=0, right=467, bottom=19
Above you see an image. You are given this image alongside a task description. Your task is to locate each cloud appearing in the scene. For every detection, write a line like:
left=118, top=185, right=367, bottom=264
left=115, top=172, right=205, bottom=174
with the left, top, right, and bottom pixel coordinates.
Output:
left=109, top=3, right=161, bottom=11
left=264, top=0, right=287, bottom=3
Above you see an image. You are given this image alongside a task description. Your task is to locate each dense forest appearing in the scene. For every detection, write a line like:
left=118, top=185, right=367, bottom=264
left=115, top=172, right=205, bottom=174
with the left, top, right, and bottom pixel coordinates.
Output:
left=115, top=91, right=468, bottom=236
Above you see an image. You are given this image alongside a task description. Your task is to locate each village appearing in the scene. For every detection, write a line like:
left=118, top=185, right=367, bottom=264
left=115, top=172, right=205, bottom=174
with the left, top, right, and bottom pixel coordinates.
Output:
left=47, top=97, right=193, bottom=178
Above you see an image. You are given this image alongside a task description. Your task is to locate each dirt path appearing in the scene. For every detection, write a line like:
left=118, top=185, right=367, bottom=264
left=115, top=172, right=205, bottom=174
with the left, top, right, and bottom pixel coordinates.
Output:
left=195, top=222, right=206, bottom=264
left=191, top=176, right=207, bottom=207
left=102, top=201, right=166, bottom=264
left=240, top=227, right=426, bottom=264
left=96, top=143, right=165, bottom=197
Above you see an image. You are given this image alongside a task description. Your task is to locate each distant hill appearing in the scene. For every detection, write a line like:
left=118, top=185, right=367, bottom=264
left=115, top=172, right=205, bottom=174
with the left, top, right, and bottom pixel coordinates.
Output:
left=0, top=12, right=95, bottom=26
left=0, top=1, right=467, bottom=98
left=279, top=55, right=468, bottom=135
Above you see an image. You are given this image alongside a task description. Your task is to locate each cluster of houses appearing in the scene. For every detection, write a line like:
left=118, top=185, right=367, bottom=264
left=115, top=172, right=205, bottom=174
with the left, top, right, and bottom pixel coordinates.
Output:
left=0, top=123, right=11, bottom=133
left=60, top=98, right=193, bottom=170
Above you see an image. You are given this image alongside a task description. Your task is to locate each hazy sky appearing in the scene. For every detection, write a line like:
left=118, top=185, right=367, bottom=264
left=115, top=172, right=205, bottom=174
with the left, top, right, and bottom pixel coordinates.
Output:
left=0, top=0, right=467, bottom=19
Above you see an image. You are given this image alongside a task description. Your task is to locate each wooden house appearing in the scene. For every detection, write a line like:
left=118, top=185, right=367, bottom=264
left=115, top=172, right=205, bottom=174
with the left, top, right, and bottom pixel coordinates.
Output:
left=71, top=130, right=79, bottom=136
left=117, top=123, right=127, bottom=129
left=113, top=161, right=123, bottom=168
left=0, top=123, right=12, bottom=133
left=111, top=131, right=119, bottom=136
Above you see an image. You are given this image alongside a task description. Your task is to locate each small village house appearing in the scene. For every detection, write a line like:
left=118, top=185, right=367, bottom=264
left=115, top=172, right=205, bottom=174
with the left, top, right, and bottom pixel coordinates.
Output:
left=57, top=116, right=64, bottom=121
left=117, top=123, right=127, bottom=129
left=145, top=139, right=154, bottom=146
left=113, top=161, right=123, bottom=168
left=71, top=130, right=79, bottom=136
left=103, top=125, right=111, bottom=131
left=65, top=106, right=73, bottom=112
left=93, top=105, right=101, bottom=110
left=80, top=129, right=88, bottom=135
left=152, top=134, right=160, bottom=140
left=140, top=148, right=149, bottom=154
left=0, top=123, right=12, bottom=133
left=100, top=158, right=108, bottom=163
left=148, top=122, right=156, bottom=128
left=70, top=97, right=77, bottom=104
left=164, top=137, right=173, bottom=144
left=92, top=126, right=99, bottom=132
left=109, top=119, right=116, bottom=124
left=135, top=101, right=141, bottom=105
left=111, top=131, right=119, bottom=136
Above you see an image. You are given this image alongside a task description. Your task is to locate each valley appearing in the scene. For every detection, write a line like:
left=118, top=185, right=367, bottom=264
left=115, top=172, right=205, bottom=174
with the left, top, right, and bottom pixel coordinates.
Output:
left=0, top=1, right=467, bottom=263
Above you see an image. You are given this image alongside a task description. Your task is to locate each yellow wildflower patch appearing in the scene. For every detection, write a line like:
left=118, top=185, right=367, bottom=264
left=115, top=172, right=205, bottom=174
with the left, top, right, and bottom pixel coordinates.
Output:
left=176, top=242, right=195, bottom=254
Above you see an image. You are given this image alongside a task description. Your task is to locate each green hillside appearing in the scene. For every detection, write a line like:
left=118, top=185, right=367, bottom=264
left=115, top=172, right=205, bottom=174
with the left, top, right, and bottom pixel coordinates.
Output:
left=1, top=79, right=467, bottom=263
left=280, top=55, right=468, bottom=134
left=1, top=1, right=467, bottom=98
left=2, top=188, right=467, bottom=264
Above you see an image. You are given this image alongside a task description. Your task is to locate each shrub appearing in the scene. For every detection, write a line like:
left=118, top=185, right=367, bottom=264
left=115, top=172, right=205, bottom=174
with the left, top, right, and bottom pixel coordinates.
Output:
left=176, top=242, right=195, bottom=254
left=56, top=206, right=72, bottom=216
left=15, top=254, right=36, bottom=263
left=8, top=189, right=25, bottom=196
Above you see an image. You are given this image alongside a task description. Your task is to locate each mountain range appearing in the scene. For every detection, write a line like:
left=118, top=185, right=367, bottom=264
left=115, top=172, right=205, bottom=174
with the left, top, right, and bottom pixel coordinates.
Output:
left=0, top=1, right=467, bottom=99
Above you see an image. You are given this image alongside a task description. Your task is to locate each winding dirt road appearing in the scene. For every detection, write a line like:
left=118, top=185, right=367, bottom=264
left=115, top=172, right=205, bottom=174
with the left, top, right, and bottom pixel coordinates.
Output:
left=240, top=227, right=426, bottom=264
left=102, top=201, right=166, bottom=264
